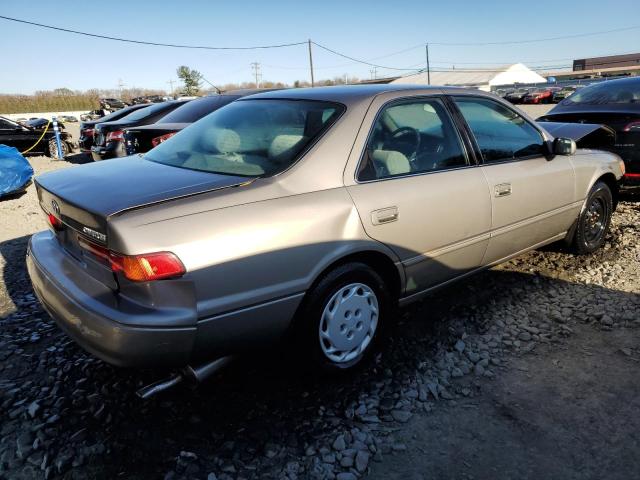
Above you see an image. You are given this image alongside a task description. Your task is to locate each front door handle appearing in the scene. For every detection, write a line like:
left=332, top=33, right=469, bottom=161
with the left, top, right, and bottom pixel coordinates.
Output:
left=494, top=183, right=512, bottom=197
left=371, top=207, right=399, bottom=225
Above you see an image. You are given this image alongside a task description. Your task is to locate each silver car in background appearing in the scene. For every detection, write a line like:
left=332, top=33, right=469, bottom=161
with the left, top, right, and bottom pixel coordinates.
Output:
left=27, top=85, right=624, bottom=375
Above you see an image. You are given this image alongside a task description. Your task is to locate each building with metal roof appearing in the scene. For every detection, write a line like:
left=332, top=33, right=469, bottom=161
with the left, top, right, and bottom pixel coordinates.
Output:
left=389, top=63, right=546, bottom=91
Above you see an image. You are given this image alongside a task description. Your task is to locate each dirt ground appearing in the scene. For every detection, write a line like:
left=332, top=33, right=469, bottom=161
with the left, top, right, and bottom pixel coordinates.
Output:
left=370, top=323, right=640, bottom=480
left=1, top=105, right=639, bottom=480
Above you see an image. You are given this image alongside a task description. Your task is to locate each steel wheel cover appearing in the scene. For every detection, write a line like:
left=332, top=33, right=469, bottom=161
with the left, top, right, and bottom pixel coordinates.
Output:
left=585, top=197, right=606, bottom=243
left=318, top=283, right=379, bottom=363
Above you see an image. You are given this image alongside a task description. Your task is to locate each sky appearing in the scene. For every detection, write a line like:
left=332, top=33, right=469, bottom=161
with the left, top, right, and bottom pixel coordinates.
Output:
left=1, top=0, right=639, bottom=94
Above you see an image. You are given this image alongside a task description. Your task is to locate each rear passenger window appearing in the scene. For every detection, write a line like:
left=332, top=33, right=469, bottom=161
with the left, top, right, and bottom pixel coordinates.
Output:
left=358, top=99, right=467, bottom=181
left=453, top=97, right=545, bottom=163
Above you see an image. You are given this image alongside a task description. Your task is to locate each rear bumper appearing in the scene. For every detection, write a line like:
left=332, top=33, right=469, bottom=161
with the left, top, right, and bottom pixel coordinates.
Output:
left=27, top=232, right=196, bottom=367
left=91, top=141, right=126, bottom=161
left=27, top=231, right=303, bottom=368
left=622, top=173, right=640, bottom=187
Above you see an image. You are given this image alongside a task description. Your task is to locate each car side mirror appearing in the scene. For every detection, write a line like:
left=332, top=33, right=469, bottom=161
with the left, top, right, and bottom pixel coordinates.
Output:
left=553, top=137, right=576, bottom=156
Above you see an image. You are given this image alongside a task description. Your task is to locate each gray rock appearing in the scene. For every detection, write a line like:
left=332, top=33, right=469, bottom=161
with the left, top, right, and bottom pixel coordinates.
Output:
left=466, top=351, right=480, bottom=363
left=27, top=401, right=40, bottom=419
left=16, top=431, right=34, bottom=460
left=355, top=450, right=370, bottom=473
left=332, top=434, right=346, bottom=451
left=322, top=453, right=336, bottom=464
left=336, top=473, right=357, bottom=480
left=454, top=340, right=466, bottom=353
left=518, top=331, right=532, bottom=342
left=391, top=410, right=412, bottom=423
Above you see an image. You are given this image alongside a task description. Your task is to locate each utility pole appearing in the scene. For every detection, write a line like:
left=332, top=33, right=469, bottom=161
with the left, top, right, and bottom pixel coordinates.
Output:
left=167, top=79, right=175, bottom=96
left=117, top=78, right=125, bottom=98
left=250, top=62, right=261, bottom=88
left=308, top=39, right=315, bottom=87
left=369, top=67, right=377, bottom=80
left=425, top=44, right=431, bottom=85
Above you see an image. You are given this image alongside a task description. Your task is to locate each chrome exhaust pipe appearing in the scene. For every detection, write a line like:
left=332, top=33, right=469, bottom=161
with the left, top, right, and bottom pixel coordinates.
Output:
left=135, top=356, right=234, bottom=399
left=136, top=374, right=184, bottom=399
left=184, top=356, right=234, bottom=383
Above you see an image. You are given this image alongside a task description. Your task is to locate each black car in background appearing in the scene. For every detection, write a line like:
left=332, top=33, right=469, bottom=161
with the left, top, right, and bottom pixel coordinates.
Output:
left=538, top=77, right=640, bottom=186
left=505, top=88, right=531, bottom=104
left=0, top=116, right=74, bottom=158
left=91, top=100, right=189, bottom=160
left=79, top=104, right=150, bottom=152
left=552, top=85, right=582, bottom=103
left=99, top=98, right=127, bottom=110
left=123, top=92, right=251, bottom=155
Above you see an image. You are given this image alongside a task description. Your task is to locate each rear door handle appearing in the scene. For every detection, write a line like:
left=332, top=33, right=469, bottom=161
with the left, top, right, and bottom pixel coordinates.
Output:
left=371, top=207, right=399, bottom=225
left=494, top=183, right=512, bottom=197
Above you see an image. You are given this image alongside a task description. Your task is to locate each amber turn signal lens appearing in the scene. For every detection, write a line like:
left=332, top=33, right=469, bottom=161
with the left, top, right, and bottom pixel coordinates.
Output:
left=110, top=251, right=185, bottom=282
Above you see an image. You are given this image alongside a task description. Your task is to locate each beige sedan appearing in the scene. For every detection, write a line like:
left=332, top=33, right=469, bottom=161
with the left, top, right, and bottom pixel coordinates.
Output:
left=28, top=85, right=624, bottom=380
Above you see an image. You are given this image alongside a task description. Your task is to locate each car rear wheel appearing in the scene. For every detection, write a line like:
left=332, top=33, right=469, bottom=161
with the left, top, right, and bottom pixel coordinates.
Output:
left=571, top=181, right=613, bottom=254
left=294, top=262, right=390, bottom=372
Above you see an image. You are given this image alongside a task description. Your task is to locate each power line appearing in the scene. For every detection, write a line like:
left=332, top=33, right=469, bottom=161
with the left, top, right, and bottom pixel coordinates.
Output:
left=311, top=41, right=425, bottom=71
left=429, top=25, right=640, bottom=46
left=0, top=14, right=307, bottom=50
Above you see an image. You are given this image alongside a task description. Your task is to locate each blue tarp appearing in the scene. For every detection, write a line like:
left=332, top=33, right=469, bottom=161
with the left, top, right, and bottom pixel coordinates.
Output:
left=0, top=145, right=34, bottom=198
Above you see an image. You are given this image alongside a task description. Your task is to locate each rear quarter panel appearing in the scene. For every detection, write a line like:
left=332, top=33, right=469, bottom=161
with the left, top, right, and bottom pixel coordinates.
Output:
left=108, top=186, right=400, bottom=320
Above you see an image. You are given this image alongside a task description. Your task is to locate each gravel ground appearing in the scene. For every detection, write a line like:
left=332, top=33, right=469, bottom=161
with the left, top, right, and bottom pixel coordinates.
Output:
left=1, top=107, right=639, bottom=480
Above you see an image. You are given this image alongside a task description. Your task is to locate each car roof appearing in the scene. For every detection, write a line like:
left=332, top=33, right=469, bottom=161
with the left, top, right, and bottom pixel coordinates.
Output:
left=242, top=84, right=468, bottom=104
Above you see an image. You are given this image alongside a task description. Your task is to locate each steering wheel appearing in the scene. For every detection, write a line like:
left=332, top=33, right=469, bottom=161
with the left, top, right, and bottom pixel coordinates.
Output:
left=384, top=126, right=421, bottom=162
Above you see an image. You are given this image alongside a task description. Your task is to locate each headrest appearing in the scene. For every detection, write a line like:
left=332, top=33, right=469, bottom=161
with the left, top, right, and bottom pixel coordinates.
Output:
left=204, top=128, right=241, bottom=154
left=268, top=134, right=304, bottom=159
left=371, top=149, right=410, bottom=176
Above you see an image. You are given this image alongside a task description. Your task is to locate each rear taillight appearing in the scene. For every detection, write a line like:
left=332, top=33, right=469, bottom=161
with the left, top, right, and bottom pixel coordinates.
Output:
left=151, top=132, right=177, bottom=147
left=48, top=213, right=63, bottom=231
left=78, top=237, right=185, bottom=282
left=106, top=130, right=124, bottom=142
left=623, top=121, right=640, bottom=132
left=110, top=252, right=185, bottom=282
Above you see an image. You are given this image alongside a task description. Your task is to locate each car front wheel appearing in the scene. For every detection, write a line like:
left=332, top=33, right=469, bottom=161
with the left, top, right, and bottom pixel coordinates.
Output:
left=571, top=181, right=613, bottom=254
left=294, top=262, right=390, bottom=372
left=47, top=139, right=69, bottom=158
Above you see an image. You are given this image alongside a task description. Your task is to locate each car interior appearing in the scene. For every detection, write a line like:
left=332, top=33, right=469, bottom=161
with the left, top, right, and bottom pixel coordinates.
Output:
left=149, top=100, right=341, bottom=177
left=358, top=100, right=467, bottom=181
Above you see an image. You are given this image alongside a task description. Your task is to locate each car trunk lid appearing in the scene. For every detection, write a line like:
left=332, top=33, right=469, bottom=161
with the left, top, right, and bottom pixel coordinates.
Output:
left=35, top=157, right=252, bottom=288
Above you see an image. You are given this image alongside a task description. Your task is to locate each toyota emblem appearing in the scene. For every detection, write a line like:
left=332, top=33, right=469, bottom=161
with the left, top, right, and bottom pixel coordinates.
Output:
left=51, top=199, right=61, bottom=216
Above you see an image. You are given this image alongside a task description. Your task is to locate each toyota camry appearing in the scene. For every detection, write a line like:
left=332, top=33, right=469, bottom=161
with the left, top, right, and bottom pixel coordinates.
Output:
left=27, top=85, right=624, bottom=379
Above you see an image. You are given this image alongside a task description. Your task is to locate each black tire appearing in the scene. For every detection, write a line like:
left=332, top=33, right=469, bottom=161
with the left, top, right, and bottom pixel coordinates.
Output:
left=571, top=181, right=613, bottom=254
left=293, top=262, right=391, bottom=372
left=47, top=138, right=69, bottom=158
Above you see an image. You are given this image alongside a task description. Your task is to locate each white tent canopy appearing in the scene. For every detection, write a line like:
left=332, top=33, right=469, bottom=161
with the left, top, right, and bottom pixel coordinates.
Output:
left=391, top=63, right=546, bottom=91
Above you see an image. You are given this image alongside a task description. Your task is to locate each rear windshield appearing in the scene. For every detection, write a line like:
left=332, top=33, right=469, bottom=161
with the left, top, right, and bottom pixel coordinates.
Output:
left=563, top=80, right=640, bottom=105
left=159, top=96, right=238, bottom=124
left=146, top=99, right=344, bottom=177
left=120, top=102, right=180, bottom=121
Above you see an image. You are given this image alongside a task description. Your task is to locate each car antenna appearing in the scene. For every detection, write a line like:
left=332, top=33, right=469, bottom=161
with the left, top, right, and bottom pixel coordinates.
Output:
left=202, top=76, right=222, bottom=94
